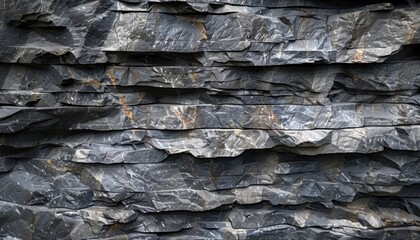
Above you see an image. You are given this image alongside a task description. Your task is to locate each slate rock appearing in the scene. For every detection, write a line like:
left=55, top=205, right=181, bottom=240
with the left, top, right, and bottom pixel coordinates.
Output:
left=0, top=0, right=420, bottom=239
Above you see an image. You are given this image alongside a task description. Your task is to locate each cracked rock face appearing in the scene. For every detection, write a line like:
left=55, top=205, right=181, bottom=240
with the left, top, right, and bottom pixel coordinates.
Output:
left=1, top=0, right=420, bottom=239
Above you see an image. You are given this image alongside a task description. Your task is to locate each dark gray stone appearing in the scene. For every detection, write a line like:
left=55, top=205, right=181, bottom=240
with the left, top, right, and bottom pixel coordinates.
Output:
left=1, top=0, right=419, bottom=239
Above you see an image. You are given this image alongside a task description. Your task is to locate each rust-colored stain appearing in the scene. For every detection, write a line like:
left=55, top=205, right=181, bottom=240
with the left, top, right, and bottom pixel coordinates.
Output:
left=233, top=130, right=258, bottom=148
left=188, top=71, right=198, bottom=86
left=27, top=214, right=36, bottom=240
left=46, top=159, right=70, bottom=173
left=260, top=106, right=281, bottom=129
left=138, top=92, right=146, bottom=102
left=118, top=96, right=136, bottom=125
left=106, top=223, right=123, bottom=236
left=107, top=68, right=118, bottom=86
left=30, top=93, right=40, bottom=102
left=234, top=129, right=241, bottom=137
left=352, top=48, right=364, bottom=63
left=85, top=77, right=102, bottom=88
left=195, top=22, right=208, bottom=41
left=406, top=25, right=415, bottom=44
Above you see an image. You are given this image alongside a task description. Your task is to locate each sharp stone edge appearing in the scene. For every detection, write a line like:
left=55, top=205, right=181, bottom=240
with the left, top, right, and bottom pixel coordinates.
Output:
left=0, top=0, right=420, bottom=239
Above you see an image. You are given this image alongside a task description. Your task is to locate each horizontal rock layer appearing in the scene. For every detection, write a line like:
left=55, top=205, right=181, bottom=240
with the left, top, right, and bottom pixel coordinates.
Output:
left=0, top=0, right=420, bottom=239
left=1, top=1, right=420, bottom=65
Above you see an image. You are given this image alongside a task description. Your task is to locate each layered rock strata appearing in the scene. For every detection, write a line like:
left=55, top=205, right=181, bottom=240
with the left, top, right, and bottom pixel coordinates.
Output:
left=0, top=0, right=420, bottom=239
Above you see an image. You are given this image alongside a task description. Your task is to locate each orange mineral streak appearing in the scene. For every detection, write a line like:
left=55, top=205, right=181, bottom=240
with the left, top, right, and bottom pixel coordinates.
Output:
left=353, top=48, right=364, bottom=63
left=195, top=21, right=208, bottom=41
left=118, top=96, right=136, bottom=125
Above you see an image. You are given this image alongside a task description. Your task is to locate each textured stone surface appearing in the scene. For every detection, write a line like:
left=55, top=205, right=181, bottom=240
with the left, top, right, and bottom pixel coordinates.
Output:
left=1, top=0, right=420, bottom=239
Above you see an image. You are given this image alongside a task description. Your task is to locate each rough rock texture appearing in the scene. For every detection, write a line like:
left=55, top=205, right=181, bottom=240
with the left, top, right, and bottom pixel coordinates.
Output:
left=1, top=0, right=420, bottom=239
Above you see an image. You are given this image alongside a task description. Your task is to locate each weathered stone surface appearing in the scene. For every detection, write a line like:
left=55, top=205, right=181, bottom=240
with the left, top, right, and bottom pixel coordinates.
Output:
left=1, top=2, right=420, bottom=65
left=1, top=103, right=420, bottom=132
left=1, top=150, right=419, bottom=212
left=1, top=0, right=419, bottom=239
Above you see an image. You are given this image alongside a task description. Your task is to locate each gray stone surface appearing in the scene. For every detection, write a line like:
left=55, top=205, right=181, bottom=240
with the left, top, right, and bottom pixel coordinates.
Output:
left=0, top=0, right=420, bottom=239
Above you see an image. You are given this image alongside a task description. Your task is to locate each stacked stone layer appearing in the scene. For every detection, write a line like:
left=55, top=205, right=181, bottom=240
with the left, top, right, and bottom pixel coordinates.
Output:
left=0, top=0, right=420, bottom=239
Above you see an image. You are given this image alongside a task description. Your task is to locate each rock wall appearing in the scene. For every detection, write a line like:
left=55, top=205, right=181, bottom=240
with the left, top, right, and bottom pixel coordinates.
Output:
left=1, top=0, right=420, bottom=239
